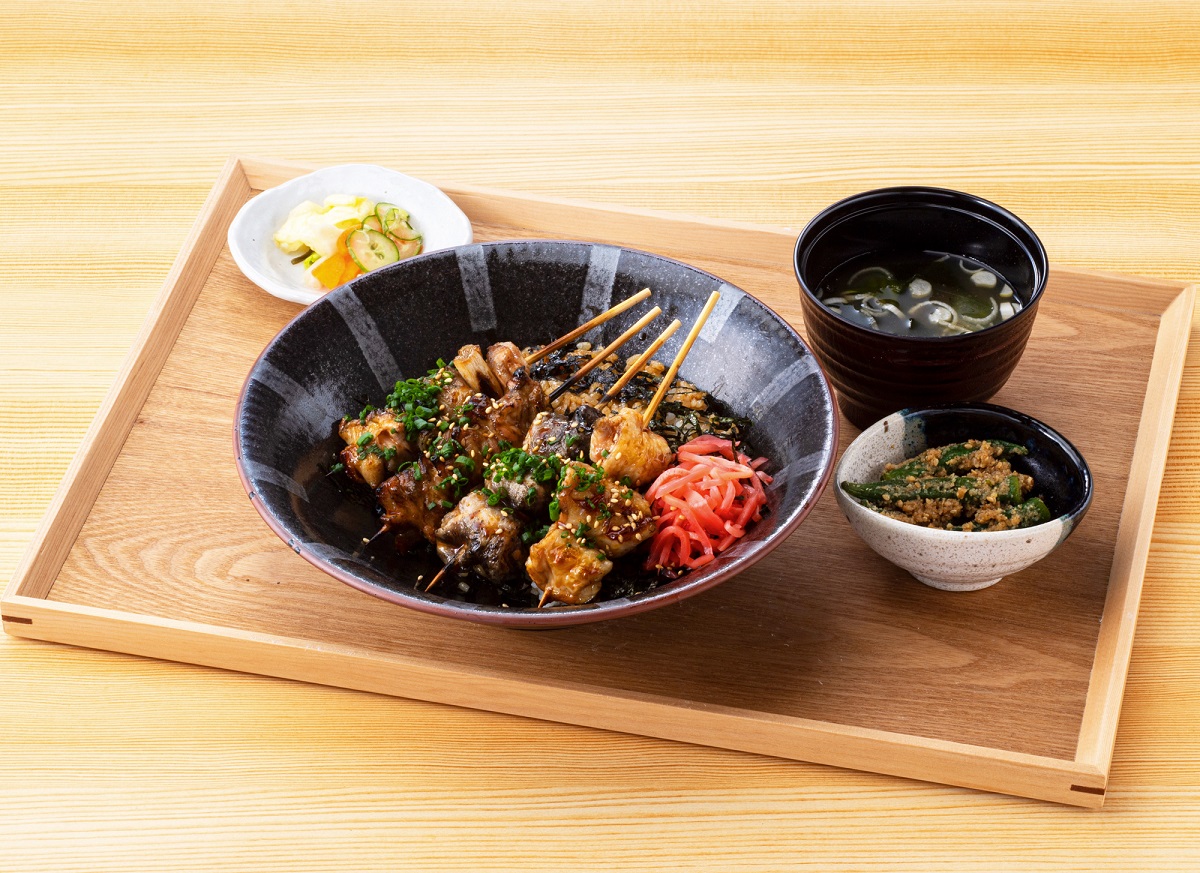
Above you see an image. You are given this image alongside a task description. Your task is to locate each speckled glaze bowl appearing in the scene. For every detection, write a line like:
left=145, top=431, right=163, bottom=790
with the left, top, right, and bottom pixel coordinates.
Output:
left=834, top=402, right=1092, bottom=591
left=794, top=187, right=1048, bottom=428
left=235, top=240, right=839, bottom=628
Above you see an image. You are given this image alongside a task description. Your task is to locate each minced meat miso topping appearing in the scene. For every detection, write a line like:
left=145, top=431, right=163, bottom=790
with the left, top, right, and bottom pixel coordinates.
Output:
left=840, top=439, right=1051, bottom=531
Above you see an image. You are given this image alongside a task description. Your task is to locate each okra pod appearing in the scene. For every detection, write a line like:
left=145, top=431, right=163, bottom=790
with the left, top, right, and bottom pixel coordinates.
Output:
left=881, top=440, right=1029, bottom=481
left=842, top=474, right=1025, bottom=506
left=939, top=439, right=1029, bottom=467
left=1012, top=496, right=1051, bottom=526
left=879, top=458, right=930, bottom=481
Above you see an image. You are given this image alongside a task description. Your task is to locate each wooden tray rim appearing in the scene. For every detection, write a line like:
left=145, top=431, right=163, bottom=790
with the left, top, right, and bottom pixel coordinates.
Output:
left=4, top=155, right=1196, bottom=808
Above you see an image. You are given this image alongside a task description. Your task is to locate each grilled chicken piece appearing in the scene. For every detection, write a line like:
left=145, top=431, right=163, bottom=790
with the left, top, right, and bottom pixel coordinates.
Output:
left=377, top=459, right=452, bottom=549
left=338, top=410, right=416, bottom=488
left=437, top=371, right=476, bottom=413
left=430, top=347, right=548, bottom=463
left=434, top=490, right=526, bottom=583
left=502, top=356, right=547, bottom=419
left=555, top=463, right=657, bottom=559
left=446, top=368, right=546, bottom=459
left=522, top=409, right=595, bottom=461
left=427, top=393, right=521, bottom=488
left=485, top=474, right=550, bottom=513
left=589, top=407, right=674, bottom=487
left=526, top=526, right=613, bottom=605
left=452, top=344, right=505, bottom=396
left=489, top=368, right=545, bottom=444
left=483, top=448, right=560, bottom=513
left=485, top=341, right=526, bottom=388
left=487, top=341, right=549, bottom=430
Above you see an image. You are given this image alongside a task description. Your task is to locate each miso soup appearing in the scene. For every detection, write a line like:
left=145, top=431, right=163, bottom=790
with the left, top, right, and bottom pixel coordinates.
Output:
left=817, top=251, right=1022, bottom=337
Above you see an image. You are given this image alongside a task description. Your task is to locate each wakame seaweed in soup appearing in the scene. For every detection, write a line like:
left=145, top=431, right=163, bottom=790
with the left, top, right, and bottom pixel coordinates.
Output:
left=817, top=251, right=1023, bottom=337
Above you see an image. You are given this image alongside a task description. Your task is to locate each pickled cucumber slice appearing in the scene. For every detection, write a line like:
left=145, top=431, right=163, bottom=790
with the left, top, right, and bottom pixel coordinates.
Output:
left=390, top=237, right=423, bottom=260
left=387, top=218, right=420, bottom=240
left=347, top=229, right=399, bottom=272
left=375, top=202, right=409, bottom=228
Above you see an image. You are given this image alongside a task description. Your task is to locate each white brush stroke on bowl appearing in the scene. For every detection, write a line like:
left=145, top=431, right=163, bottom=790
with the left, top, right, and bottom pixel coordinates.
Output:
left=227, top=163, right=473, bottom=306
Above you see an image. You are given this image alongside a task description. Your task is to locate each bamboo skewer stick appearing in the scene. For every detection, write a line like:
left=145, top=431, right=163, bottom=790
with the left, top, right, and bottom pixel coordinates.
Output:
left=600, top=318, right=682, bottom=403
left=641, top=291, right=721, bottom=428
left=425, top=544, right=468, bottom=592
left=548, top=306, right=663, bottom=403
left=525, top=288, right=651, bottom=365
left=366, top=524, right=393, bottom=546
left=538, top=586, right=553, bottom=608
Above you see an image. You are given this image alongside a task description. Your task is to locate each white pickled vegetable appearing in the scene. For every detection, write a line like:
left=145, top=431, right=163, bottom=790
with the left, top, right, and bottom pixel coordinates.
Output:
left=908, top=278, right=933, bottom=299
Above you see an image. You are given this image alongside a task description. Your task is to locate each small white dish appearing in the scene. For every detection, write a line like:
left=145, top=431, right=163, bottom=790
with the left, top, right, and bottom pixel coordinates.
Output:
left=834, top=403, right=1092, bottom=591
left=227, top=163, right=473, bottom=306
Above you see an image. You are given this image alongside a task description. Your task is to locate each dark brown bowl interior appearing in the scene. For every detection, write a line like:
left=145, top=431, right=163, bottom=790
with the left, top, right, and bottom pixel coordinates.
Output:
left=794, top=187, right=1048, bottom=429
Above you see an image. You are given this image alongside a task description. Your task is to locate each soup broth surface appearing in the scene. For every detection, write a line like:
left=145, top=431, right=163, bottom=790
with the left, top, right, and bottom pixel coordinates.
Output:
left=818, top=251, right=1022, bottom=337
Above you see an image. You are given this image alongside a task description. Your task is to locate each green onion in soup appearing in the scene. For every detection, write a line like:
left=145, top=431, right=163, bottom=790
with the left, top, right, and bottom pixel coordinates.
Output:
left=817, top=251, right=1023, bottom=337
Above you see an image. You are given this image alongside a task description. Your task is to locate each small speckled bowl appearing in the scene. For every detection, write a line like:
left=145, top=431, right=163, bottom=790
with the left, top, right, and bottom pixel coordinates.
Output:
left=834, top=403, right=1092, bottom=591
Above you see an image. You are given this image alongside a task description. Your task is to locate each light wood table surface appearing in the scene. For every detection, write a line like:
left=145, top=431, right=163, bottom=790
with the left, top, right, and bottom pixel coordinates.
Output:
left=3, top=2, right=1199, bottom=869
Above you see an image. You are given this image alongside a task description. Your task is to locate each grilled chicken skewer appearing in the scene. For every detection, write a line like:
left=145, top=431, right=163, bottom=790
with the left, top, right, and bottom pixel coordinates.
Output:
left=349, top=291, right=714, bottom=607
left=371, top=341, right=547, bottom=556
left=433, top=492, right=526, bottom=584
left=589, top=408, right=674, bottom=486
left=337, top=409, right=417, bottom=488
left=582, top=295, right=720, bottom=488
left=530, top=532, right=612, bottom=607
left=557, top=316, right=695, bottom=490
left=526, top=461, right=658, bottom=605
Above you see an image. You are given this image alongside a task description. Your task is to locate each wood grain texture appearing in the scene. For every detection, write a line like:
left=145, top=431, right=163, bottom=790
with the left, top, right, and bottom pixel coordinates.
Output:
left=13, top=167, right=1186, bottom=804
left=11, top=174, right=1176, bottom=799
left=2, top=0, right=1200, bottom=868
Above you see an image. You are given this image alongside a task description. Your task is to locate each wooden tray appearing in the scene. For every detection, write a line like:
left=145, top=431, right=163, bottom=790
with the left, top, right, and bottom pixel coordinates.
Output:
left=4, top=156, right=1194, bottom=808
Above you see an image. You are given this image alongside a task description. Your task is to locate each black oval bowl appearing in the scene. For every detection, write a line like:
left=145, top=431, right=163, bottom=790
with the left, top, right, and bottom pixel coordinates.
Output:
left=794, top=186, right=1048, bottom=429
left=235, top=240, right=839, bottom=628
